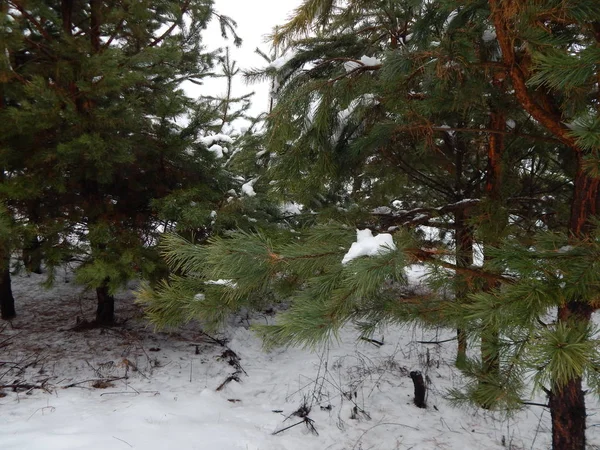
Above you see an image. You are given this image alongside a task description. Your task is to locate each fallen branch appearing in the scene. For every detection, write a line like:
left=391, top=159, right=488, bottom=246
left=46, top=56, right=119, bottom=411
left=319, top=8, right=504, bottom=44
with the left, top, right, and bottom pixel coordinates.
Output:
left=62, top=377, right=128, bottom=389
left=0, top=378, right=52, bottom=393
left=112, top=436, right=133, bottom=448
left=215, top=372, right=241, bottom=391
left=360, top=337, right=384, bottom=346
left=415, top=337, right=457, bottom=344
left=272, top=417, right=319, bottom=436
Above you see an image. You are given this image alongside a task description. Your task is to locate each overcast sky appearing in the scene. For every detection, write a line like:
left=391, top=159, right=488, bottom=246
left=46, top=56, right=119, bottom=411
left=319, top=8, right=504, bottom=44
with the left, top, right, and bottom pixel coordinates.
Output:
left=191, top=0, right=303, bottom=116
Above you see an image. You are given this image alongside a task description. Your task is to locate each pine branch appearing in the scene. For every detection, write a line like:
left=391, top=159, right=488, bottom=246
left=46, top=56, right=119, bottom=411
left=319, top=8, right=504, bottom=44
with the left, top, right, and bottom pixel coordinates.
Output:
left=489, top=0, right=580, bottom=152
left=149, top=0, right=192, bottom=48
left=406, top=248, right=514, bottom=284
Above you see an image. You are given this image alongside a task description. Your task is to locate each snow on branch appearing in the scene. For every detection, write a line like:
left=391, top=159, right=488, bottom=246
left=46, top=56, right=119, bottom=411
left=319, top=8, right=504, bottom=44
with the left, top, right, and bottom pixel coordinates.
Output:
left=342, top=229, right=396, bottom=264
left=373, top=199, right=481, bottom=230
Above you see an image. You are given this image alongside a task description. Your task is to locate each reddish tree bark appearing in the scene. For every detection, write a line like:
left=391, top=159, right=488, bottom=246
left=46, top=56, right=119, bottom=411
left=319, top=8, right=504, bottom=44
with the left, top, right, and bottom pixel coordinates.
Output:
left=488, top=1, right=598, bottom=447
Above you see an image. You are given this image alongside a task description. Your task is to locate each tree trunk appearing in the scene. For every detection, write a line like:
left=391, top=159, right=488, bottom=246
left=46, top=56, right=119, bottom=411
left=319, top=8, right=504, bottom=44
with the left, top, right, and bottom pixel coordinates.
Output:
left=23, top=237, right=43, bottom=274
left=549, top=378, right=586, bottom=450
left=548, top=156, right=599, bottom=450
left=95, top=279, right=115, bottom=325
left=455, top=208, right=473, bottom=369
left=0, top=261, right=15, bottom=320
left=550, top=298, right=590, bottom=450
left=548, top=349, right=587, bottom=450
left=479, top=110, right=505, bottom=392
left=489, top=2, right=596, bottom=445
left=0, top=2, right=14, bottom=321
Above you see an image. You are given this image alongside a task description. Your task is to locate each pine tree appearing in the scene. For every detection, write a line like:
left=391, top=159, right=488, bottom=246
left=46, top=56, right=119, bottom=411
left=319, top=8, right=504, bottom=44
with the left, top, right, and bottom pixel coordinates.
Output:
left=0, top=0, right=234, bottom=324
left=254, top=0, right=568, bottom=375
left=141, top=1, right=600, bottom=448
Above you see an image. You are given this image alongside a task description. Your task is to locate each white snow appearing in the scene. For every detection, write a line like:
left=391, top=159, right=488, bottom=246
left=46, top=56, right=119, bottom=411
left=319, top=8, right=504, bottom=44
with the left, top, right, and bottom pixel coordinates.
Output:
left=1, top=270, right=599, bottom=450
left=343, top=55, right=382, bottom=72
left=280, top=202, right=303, bottom=215
left=241, top=179, right=257, bottom=197
left=343, top=60, right=361, bottom=72
left=558, top=245, right=575, bottom=253
left=333, top=94, right=378, bottom=143
left=268, top=50, right=297, bottom=70
left=372, top=206, right=392, bottom=214
left=360, top=55, right=381, bottom=66
left=208, top=144, right=225, bottom=158
left=342, top=229, right=397, bottom=264
left=205, top=279, right=238, bottom=288
left=482, top=29, right=497, bottom=42
left=199, top=134, right=235, bottom=147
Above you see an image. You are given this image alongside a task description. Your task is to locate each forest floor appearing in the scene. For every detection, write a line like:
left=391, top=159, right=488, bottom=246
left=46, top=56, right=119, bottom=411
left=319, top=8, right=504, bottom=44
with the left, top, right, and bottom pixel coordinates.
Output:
left=1, top=268, right=599, bottom=449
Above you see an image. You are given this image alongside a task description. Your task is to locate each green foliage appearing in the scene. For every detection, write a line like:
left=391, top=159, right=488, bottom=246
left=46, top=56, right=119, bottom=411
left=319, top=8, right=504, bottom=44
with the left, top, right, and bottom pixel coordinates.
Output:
left=144, top=4, right=600, bottom=445
left=0, top=1, right=241, bottom=318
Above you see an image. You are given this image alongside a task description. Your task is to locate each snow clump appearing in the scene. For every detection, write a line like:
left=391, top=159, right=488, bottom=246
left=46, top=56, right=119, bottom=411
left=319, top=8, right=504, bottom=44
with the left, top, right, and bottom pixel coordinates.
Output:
left=241, top=179, right=257, bottom=197
left=344, top=55, right=382, bottom=72
left=342, top=229, right=396, bottom=265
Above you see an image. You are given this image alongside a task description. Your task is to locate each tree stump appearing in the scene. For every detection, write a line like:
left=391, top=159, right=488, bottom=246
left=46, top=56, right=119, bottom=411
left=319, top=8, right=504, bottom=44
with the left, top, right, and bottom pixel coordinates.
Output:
left=410, top=371, right=426, bottom=408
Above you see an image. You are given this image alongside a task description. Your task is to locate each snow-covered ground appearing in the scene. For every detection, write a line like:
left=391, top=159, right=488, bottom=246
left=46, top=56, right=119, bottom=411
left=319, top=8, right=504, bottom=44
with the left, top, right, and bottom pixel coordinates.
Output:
left=1, top=269, right=599, bottom=449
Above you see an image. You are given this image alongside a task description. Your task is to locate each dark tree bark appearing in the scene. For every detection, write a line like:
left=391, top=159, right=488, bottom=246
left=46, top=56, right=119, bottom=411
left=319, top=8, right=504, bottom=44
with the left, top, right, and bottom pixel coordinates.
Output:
left=95, top=279, right=115, bottom=325
left=548, top=356, right=588, bottom=450
left=23, top=237, right=43, bottom=274
left=479, top=110, right=505, bottom=391
left=61, top=0, right=74, bottom=36
left=409, top=371, right=426, bottom=408
left=455, top=208, right=473, bottom=369
left=548, top=157, right=599, bottom=450
left=0, top=262, right=15, bottom=320
left=0, top=2, right=15, bottom=321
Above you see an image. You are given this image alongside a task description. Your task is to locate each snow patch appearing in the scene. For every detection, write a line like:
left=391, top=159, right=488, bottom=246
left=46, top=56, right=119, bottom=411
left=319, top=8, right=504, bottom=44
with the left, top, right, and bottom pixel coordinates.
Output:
left=280, top=202, right=303, bottom=215
left=241, top=179, right=257, bottom=197
left=199, top=134, right=234, bottom=147
left=268, top=51, right=297, bottom=70
left=208, top=144, right=225, bottom=159
left=558, top=245, right=574, bottom=253
left=482, top=29, right=497, bottom=42
left=205, top=279, right=237, bottom=288
left=343, top=55, right=382, bottom=72
left=342, top=229, right=396, bottom=265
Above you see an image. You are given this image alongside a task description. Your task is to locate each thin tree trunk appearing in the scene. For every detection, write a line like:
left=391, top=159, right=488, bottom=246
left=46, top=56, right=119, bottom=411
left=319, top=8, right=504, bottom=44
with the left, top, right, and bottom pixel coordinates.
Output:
left=455, top=208, right=473, bottom=369
left=0, top=259, right=15, bottom=320
left=479, top=110, right=505, bottom=391
left=0, top=2, right=14, bottom=321
left=95, top=279, right=115, bottom=325
left=23, top=237, right=42, bottom=274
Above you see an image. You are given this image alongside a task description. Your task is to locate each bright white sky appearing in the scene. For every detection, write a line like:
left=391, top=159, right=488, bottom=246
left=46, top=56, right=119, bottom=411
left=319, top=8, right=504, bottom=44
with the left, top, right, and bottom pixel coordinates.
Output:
left=192, top=0, right=303, bottom=116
